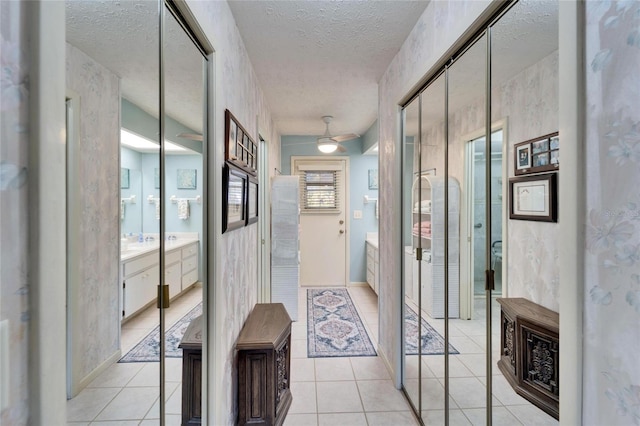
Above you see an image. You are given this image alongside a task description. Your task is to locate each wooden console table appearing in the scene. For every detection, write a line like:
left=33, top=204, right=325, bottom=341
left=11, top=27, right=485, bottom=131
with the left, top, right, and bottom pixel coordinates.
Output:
left=497, top=298, right=559, bottom=419
left=236, top=303, right=292, bottom=426
left=179, top=314, right=202, bottom=425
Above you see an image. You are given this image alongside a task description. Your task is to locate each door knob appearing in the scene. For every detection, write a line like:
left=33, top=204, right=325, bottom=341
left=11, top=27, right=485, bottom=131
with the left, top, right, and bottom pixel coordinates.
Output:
left=339, top=230, right=345, bottom=234
left=339, top=220, right=344, bottom=225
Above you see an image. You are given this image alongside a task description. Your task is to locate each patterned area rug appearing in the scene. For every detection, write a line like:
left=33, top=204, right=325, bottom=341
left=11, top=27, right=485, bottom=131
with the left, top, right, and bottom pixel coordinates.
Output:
left=119, top=302, right=202, bottom=363
left=405, top=305, right=458, bottom=355
left=307, top=288, right=377, bottom=358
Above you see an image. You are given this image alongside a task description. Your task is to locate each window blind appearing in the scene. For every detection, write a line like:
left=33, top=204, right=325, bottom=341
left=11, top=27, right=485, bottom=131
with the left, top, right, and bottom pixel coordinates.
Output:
left=299, top=170, right=340, bottom=212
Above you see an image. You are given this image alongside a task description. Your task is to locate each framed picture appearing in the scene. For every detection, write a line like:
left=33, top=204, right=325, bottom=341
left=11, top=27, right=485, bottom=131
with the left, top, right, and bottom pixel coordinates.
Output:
left=246, top=175, right=258, bottom=225
left=368, top=169, right=378, bottom=189
left=121, top=168, right=130, bottom=189
left=154, top=168, right=160, bottom=189
left=225, top=109, right=258, bottom=176
left=177, top=169, right=197, bottom=189
left=514, top=132, right=559, bottom=175
left=223, top=162, right=247, bottom=233
left=509, top=173, right=557, bottom=222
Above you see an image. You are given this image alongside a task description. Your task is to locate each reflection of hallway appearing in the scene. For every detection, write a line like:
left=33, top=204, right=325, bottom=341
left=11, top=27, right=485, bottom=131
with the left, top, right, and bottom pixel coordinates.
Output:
left=67, top=285, right=202, bottom=425
left=405, top=296, right=559, bottom=425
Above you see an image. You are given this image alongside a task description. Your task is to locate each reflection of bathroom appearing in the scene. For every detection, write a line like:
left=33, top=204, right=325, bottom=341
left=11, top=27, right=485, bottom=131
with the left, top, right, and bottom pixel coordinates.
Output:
left=119, top=98, right=203, bottom=321
left=470, top=131, right=503, bottom=296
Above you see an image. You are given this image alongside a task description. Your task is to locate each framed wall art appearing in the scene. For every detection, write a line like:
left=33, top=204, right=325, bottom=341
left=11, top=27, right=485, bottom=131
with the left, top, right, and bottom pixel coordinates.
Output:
left=509, top=173, right=557, bottom=222
left=121, top=168, right=130, bottom=189
left=177, top=169, right=197, bottom=189
left=513, top=132, right=559, bottom=175
left=225, top=109, right=257, bottom=176
left=246, top=175, right=258, bottom=225
left=222, top=163, right=247, bottom=233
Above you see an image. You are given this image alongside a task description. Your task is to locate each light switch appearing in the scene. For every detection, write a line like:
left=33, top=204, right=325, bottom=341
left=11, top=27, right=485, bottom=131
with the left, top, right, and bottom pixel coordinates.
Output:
left=353, top=210, right=363, bottom=219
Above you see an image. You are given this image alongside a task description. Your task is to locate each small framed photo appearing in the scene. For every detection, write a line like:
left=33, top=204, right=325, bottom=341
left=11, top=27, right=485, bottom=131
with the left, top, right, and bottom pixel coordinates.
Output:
left=509, top=173, right=557, bottom=222
left=223, top=163, right=247, bottom=233
left=514, top=132, right=559, bottom=175
left=154, top=168, right=160, bottom=189
left=368, top=169, right=378, bottom=190
left=177, top=169, right=197, bottom=189
left=121, top=168, right=130, bottom=189
left=515, top=144, right=532, bottom=171
left=246, top=175, right=258, bottom=226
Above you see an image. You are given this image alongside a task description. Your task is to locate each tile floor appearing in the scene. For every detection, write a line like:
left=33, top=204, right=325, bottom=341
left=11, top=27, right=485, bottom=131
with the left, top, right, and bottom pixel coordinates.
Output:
left=67, top=283, right=558, bottom=425
left=67, top=285, right=202, bottom=426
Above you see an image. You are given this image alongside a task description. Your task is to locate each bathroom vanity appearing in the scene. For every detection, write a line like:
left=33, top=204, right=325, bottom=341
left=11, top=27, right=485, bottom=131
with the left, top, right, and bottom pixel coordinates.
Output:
left=120, top=236, right=199, bottom=320
left=365, top=233, right=379, bottom=295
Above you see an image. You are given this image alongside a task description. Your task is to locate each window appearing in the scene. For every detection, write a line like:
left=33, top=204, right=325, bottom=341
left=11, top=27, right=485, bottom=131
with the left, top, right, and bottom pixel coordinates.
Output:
left=300, top=170, right=339, bottom=211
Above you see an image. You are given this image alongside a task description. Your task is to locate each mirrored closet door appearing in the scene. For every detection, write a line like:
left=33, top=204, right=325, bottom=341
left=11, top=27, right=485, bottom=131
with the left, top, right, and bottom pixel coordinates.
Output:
left=400, top=1, right=559, bottom=424
left=66, top=1, right=209, bottom=424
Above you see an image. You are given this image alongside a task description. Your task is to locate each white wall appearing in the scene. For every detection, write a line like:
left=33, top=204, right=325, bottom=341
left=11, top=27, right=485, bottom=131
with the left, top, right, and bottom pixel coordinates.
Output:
left=66, top=42, right=121, bottom=389
left=185, top=1, right=281, bottom=423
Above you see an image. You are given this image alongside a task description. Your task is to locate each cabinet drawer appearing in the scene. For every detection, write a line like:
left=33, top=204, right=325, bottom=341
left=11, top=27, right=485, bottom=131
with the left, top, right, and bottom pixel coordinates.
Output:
left=165, top=262, right=182, bottom=298
left=166, top=249, right=181, bottom=265
left=123, top=253, right=158, bottom=278
left=182, top=242, right=199, bottom=260
left=182, top=255, right=198, bottom=274
left=182, top=267, right=199, bottom=289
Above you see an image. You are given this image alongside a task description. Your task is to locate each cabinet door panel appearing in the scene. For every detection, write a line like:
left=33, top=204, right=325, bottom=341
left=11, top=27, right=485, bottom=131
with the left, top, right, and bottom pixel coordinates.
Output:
left=124, top=264, right=159, bottom=318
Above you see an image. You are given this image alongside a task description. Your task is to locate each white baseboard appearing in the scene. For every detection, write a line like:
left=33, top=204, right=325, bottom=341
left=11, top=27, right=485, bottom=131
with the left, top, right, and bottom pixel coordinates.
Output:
left=348, top=281, right=368, bottom=287
left=78, top=349, right=121, bottom=392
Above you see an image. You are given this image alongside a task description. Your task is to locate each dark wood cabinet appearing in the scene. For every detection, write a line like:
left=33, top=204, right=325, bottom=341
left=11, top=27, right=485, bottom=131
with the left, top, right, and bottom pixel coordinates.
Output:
left=497, top=298, right=559, bottom=420
left=179, top=314, right=203, bottom=426
left=236, top=303, right=292, bottom=426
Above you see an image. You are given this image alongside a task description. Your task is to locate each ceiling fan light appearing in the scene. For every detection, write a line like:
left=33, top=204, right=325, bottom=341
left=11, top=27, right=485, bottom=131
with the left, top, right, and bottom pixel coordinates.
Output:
left=318, top=143, right=338, bottom=154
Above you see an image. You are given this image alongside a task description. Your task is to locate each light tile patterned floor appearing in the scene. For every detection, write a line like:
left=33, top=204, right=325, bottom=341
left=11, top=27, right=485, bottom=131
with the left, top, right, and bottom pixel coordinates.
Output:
left=68, top=283, right=558, bottom=425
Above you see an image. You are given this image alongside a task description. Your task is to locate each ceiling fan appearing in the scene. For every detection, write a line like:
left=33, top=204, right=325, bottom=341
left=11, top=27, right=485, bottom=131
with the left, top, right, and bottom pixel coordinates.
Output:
left=317, top=115, right=359, bottom=153
left=177, top=132, right=203, bottom=141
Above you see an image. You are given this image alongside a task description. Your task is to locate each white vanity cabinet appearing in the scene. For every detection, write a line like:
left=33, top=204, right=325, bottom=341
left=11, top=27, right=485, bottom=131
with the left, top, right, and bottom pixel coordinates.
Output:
left=165, top=248, right=182, bottom=299
left=180, top=242, right=199, bottom=291
left=122, top=252, right=160, bottom=319
left=121, top=240, right=200, bottom=321
left=366, top=241, right=379, bottom=295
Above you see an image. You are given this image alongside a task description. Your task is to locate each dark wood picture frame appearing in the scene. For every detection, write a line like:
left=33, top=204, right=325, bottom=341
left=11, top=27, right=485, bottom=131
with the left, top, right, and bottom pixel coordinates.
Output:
left=225, top=109, right=258, bottom=176
left=509, top=173, right=557, bottom=222
left=514, top=132, right=559, bottom=176
left=246, top=175, right=258, bottom=226
left=222, top=162, right=247, bottom=233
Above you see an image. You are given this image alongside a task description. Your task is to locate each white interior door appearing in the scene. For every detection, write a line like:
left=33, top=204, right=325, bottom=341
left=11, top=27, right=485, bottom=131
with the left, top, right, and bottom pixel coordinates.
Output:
left=293, top=157, right=348, bottom=287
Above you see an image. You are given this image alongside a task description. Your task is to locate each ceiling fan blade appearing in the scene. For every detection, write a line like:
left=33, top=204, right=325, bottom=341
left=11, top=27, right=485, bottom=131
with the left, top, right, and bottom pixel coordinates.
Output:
left=331, top=133, right=359, bottom=143
left=177, top=132, right=203, bottom=141
left=336, top=144, right=347, bottom=153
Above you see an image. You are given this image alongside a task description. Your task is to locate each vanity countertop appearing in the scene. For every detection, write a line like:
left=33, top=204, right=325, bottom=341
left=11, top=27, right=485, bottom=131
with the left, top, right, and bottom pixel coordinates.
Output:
left=121, top=238, right=199, bottom=262
left=365, top=232, right=379, bottom=249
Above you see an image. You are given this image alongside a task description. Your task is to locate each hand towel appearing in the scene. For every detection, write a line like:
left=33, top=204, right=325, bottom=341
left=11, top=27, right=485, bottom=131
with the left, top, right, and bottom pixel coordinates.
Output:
left=155, top=199, right=160, bottom=220
left=121, top=199, right=126, bottom=221
left=178, top=199, right=190, bottom=220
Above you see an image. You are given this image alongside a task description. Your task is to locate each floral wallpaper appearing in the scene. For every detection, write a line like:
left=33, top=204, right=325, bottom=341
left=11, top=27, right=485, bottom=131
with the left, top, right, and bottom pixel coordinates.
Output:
left=66, top=43, right=121, bottom=384
left=0, top=1, right=30, bottom=423
left=584, top=1, right=640, bottom=424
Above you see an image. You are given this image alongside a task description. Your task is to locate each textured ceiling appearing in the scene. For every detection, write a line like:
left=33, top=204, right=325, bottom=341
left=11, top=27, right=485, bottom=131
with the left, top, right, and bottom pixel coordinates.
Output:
left=227, top=0, right=431, bottom=137
left=65, top=0, right=557, bottom=143
left=66, top=1, right=204, bottom=134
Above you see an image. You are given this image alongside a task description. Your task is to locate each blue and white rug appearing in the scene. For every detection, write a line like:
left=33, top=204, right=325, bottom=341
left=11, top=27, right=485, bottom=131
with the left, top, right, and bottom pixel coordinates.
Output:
left=405, top=305, right=458, bottom=355
left=119, top=302, right=202, bottom=363
left=307, top=288, right=377, bottom=358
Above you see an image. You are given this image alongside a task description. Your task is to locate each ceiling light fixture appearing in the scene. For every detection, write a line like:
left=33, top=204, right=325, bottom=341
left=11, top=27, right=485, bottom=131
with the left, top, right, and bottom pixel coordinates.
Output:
left=317, top=141, right=338, bottom=154
left=121, top=129, right=187, bottom=153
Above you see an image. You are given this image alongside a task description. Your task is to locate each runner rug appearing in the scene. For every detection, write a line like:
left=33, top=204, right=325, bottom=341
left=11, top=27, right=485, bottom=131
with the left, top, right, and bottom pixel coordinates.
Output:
left=119, top=302, right=202, bottom=363
left=405, top=305, right=458, bottom=355
left=307, top=288, right=377, bottom=358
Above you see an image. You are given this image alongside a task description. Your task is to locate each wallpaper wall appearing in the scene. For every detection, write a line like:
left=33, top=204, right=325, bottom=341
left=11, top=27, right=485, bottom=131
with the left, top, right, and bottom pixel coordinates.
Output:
left=583, top=2, right=640, bottom=425
left=0, top=1, right=30, bottom=423
left=66, top=43, right=121, bottom=384
left=186, top=2, right=281, bottom=423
